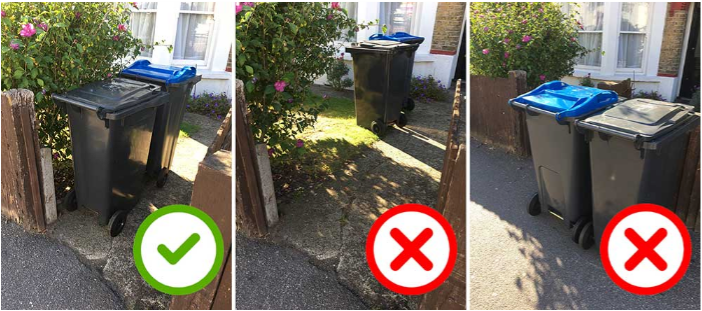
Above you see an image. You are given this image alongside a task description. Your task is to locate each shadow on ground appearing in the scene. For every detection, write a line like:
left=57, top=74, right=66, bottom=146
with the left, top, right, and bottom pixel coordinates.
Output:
left=250, top=92, right=456, bottom=309
left=469, top=139, right=701, bottom=310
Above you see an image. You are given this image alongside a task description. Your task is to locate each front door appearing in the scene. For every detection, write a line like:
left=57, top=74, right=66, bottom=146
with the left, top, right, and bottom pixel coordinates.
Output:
left=679, top=2, right=700, bottom=99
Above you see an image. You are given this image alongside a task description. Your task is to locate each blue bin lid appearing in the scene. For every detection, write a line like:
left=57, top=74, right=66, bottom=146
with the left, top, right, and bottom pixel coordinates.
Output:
left=121, top=60, right=197, bottom=85
left=513, top=81, right=618, bottom=121
left=369, top=32, right=425, bottom=44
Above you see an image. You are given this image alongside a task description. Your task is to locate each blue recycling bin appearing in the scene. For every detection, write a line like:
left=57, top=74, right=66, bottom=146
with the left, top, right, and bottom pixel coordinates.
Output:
left=367, top=32, right=425, bottom=111
left=508, top=81, right=618, bottom=249
left=120, top=60, right=202, bottom=187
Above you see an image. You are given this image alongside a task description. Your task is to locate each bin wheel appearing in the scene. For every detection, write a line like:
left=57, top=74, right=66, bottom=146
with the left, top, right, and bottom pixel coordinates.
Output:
left=578, top=222, right=594, bottom=250
left=527, top=192, right=540, bottom=216
left=156, top=168, right=169, bottom=188
left=371, top=119, right=386, bottom=136
left=404, top=98, right=415, bottom=111
left=63, top=190, right=78, bottom=212
left=108, top=210, right=127, bottom=237
left=571, top=218, right=588, bottom=243
left=397, top=113, right=408, bottom=128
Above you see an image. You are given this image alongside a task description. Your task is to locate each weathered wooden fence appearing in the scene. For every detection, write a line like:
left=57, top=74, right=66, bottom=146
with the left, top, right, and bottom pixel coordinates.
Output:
left=421, top=80, right=466, bottom=310
left=171, top=109, right=233, bottom=309
left=470, top=71, right=530, bottom=157
left=674, top=125, right=701, bottom=232
left=1, top=89, right=47, bottom=231
left=234, top=80, right=268, bottom=236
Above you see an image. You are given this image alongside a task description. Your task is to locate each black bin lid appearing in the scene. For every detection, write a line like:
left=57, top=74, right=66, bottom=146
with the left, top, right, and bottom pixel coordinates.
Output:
left=579, top=98, right=696, bottom=141
left=55, top=78, right=163, bottom=114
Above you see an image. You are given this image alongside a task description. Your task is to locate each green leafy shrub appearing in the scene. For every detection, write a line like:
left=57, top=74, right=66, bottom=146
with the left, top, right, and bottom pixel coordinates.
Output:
left=1, top=2, right=144, bottom=162
left=633, top=90, right=666, bottom=101
left=326, top=55, right=353, bottom=91
left=580, top=73, right=594, bottom=87
left=410, top=75, right=449, bottom=102
left=236, top=2, right=374, bottom=155
left=185, top=92, right=231, bottom=120
left=470, top=2, right=588, bottom=87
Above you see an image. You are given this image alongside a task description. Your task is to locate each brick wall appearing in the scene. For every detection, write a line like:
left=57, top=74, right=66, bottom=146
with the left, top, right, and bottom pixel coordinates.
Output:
left=430, top=2, right=466, bottom=54
left=658, top=3, right=691, bottom=76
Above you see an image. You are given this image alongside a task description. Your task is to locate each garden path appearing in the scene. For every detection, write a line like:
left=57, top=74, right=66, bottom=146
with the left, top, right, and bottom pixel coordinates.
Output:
left=266, top=89, right=456, bottom=309
left=43, top=112, right=222, bottom=309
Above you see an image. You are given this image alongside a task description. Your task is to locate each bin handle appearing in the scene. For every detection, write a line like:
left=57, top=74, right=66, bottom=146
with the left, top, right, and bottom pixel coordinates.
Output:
left=52, top=94, right=98, bottom=112
left=104, top=93, right=168, bottom=120
left=574, top=119, right=640, bottom=142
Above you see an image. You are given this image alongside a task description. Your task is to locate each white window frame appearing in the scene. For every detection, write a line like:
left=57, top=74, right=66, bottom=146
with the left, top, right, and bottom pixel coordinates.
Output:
left=566, top=2, right=666, bottom=79
left=614, top=2, right=654, bottom=74
left=564, top=2, right=605, bottom=70
left=171, top=3, right=217, bottom=67
left=130, top=3, right=159, bottom=58
left=130, top=2, right=231, bottom=71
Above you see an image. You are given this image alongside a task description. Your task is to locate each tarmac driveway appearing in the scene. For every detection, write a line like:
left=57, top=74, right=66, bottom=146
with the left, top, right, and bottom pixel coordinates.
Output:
left=470, top=139, right=700, bottom=310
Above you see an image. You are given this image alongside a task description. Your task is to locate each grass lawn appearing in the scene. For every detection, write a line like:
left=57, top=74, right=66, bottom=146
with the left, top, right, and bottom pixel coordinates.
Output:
left=271, top=93, right=378, bottom=196
left=179, top=121, right=201, bottom=138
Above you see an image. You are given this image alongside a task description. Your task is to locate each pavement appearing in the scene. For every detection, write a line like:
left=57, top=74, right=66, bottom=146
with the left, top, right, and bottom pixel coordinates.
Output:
left=469, top=139, right=701, bottom=310
left=235, top=234, right=367, bottom=310
left=235, top=86, right=461, bottom=310
left=1, top=219, right=124, bottom=310
left=1, top=112, right=223, bottom=310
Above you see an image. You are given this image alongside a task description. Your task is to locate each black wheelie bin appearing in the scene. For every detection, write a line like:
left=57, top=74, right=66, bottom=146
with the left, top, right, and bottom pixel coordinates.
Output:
left=346, top=40, right=420, bottom=136
left=54, top=78, right=168, bottom=236
left=576, top=98, right=700, bottom=245
left=369, top=32, right=425, bottom=111
left=120, top=60, right=201, bottom=187
left=509, top=81, right=618, bottom=249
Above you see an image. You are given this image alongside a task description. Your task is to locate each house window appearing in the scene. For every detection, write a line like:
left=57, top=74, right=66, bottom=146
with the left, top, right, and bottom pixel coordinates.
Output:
left=339, top=2, right=358, bottom=41
left=174, top=2, right=216, bottom=61
left=570, top=2, right=604, bottom=67
left=379, top=2, right=417, bottom=35
left=130, top=2, right=158, bottom=57
left=618, top=3, right=651, bottom=69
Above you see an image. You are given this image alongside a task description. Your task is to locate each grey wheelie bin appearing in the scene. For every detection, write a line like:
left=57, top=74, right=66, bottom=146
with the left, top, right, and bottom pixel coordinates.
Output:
left=369, top=32, right=425, bottom=111
left=120, top=60, right=202, bottom=187
left=53, top=78, right=168, bottom=237
left=576, top=98, right=700, bottom=245
left=346, top=40, right=420, bottom=136
left=508, top=81, right=618, bottom=249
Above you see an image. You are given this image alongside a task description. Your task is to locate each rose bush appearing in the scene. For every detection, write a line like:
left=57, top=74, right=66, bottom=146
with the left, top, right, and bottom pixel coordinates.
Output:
left=1, top=2, right=143, bottom=162
left=236, top=2, right=374, bottom=156
left=470, top=2, right=588, bottom=87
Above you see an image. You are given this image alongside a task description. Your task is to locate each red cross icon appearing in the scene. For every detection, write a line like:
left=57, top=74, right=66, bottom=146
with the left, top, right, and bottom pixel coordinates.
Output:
left=390, top=228, right=433, bottom=271
left=624, top=228, right=668, bottom=271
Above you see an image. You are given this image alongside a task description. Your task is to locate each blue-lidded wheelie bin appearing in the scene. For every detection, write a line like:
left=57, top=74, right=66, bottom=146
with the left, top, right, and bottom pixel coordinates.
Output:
left=369, top=32, right=424, bottom=111
left=120, top=60, right=202, bottom=187
left=508, top=81, right=618, bottom=249
left=576, top=98, right=700, bottom=245
left=53, top=78, right=168, bottom=236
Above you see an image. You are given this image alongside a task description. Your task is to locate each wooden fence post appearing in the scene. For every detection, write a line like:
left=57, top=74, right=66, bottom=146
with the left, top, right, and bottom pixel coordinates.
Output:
left=1, top=89, right=46, bottom=232
left=234, top=80, right=268, bottom=236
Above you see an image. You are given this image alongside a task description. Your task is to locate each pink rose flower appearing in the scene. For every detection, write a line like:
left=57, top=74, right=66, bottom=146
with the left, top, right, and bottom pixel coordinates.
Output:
left=118, top=24, right=127, bottom=32
left=236, top=5, right=242, bottom=14
left=1, top=11, right=6, bottom=18
left=274, top=80, right=287, bottom=92
left=521, top=20, right=527, bottom=24
left=9, top=42, right=19, bottom=50
left=38, top=23, right=48, bottom=31
left=540, top=74, right=546, bottom=81
left=296, top=139, right=304, bottom=148
left=331, top=2, right=340, bottom=10
left=113, top=35, right=120, bottom=41
left=539, top=8, right=544, bottom=13
left=482, top=49, right=489, bottom=55
left=326, top=14, right=333, bottom=20
left=522, top=35, right=532, bottom=43
left=483, top=26, right=489, bottom=31
left=571, top=37, right=577, bottom=42
left=75, top=12, right=81, bottom=19
left=242, top=2, right=255, bottom=7
left=504, top=52, right=510, bottom=59
left=20, top=23, right=36, bottom=37
left=107, top=73, right=113, bottom=78
left=503, top=38, right=510, bottom=44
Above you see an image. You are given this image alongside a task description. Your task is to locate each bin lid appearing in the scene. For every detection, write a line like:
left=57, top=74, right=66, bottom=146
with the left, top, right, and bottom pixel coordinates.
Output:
left=346, top=40, right=419, bottom=54
left=578, top=98, right=697, bottom=141
left=513, top=81, right=619, bottom=121
left=369, top=32, right=425, bottom=44
left=121, top=60, right=197, bottom=85
left=54, top=78, right=163, bottom=114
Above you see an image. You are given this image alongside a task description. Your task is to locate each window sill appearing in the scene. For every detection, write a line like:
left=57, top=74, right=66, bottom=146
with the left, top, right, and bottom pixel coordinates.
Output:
left=572, top=69, right=670, bottom=83
left=197, top=69, right=232, bottom=80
